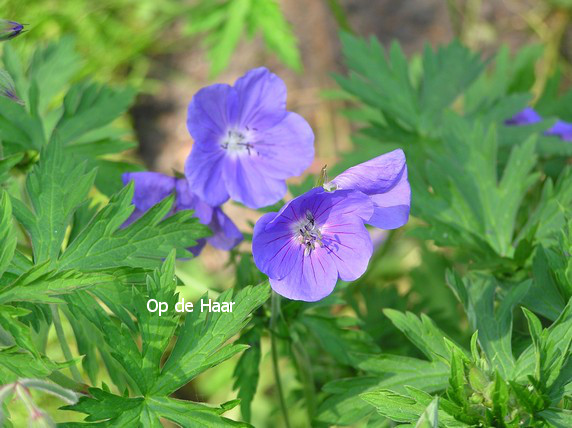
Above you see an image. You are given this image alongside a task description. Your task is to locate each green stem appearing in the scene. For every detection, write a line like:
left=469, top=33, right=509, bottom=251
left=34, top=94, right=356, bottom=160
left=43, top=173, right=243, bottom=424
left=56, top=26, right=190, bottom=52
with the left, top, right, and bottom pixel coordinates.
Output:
left=445, top=0, right=463, bottom=37
left=270, top=292, right=291, bottom=428
left=292, top=336, right=317, bottom=422
left=326, top=0, right=354, bottom=34
left=376, top=229, right=397, bottom=260
left=48, top=371, right=84, bottom=392
left=50, top=305, right=83, bottom=384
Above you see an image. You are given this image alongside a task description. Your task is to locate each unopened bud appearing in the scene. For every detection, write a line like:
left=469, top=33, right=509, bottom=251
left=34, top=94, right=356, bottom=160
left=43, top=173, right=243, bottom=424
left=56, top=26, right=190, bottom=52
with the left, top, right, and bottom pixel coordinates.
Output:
left=0, top=69, right=24, bottom=105
left=0, top=19, right=25, bottom=41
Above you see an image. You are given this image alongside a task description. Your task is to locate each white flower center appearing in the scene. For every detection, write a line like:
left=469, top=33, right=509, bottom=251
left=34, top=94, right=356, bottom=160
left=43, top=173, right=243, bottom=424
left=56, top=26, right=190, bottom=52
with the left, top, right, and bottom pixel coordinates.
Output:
left=220, top=129, right=255, bottom=156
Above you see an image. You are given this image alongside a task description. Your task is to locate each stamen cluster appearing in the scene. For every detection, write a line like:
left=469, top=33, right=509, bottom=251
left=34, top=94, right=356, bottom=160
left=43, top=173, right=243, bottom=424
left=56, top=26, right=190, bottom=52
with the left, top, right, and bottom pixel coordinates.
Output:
left=296, top=210, right=323, bottom=257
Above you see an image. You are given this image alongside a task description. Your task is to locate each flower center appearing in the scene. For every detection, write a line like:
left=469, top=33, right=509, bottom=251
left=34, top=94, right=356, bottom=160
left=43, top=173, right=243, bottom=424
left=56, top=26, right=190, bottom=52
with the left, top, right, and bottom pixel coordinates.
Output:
left=220, top=129, right=255, bottom=156
left=296, top=210, right=323, bottom=256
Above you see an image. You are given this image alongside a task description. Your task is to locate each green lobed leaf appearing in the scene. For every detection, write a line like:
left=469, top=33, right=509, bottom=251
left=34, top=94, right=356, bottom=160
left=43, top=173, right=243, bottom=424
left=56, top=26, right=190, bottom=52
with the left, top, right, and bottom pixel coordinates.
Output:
left=316, top=353, right=449, bottom=426
left=61, top=258, right=269, bottom=426
left=415, top=397, right=439, bottom=428
left=11, top=138, right=96, bottom=266
left=419, top=40, right=485, bottom=132
left=55, top=81, right=136, bottom=145
left=299, top=313, right=380, bottom=367
left=383, top=309, right=453, bottom=362
left=361, top=388, right=468, bottom=427
left=207, top=0, right=251, bottom=76
left=57, top=184, right=208, bottom=270
left=247, top=0, right=302, bottom=72
left=0, top=263, right=126, bottom=305
left=0, top=348, right=67, bottom=384
left=446, top=272, right=530, bottom=378
left=154, top=282, right=271, bottom=395
left=0, top=190, right=16, bottom=277
left=0, top=305, right=38, bottom=356
left=521, top=247, right=567, bottom=321
left=232, top=326, right=262, bottom=423
left=514, top=298, right=572, bottom=402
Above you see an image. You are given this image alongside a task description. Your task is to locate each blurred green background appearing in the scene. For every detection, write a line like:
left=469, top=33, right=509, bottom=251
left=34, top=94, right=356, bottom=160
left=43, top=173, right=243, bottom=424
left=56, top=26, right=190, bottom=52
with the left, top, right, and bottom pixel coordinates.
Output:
left=2, top=0, right=571, bottom=426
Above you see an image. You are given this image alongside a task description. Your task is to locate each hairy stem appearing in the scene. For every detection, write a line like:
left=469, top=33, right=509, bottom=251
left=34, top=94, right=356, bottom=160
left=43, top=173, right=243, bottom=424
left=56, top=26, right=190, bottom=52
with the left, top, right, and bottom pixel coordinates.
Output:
left=51, top=305, right=83, bottom=384
left=270, top=292, right=291, bottom=428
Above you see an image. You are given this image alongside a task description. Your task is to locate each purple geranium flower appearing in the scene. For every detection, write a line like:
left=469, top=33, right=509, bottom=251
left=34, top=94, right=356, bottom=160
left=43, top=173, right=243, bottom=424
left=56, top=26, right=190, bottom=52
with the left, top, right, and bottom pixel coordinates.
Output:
left=122, top=172, right=242, bottom=256
left=505, top=107, right=542, bottom=125
left=252, top=149, right=411, bottom=301
left=253, top=188, right=374, bottom=301
left=547, top=120, right=572, bottom=141
left=0, top=20, right=24, bottom=41
left=326, top=149, right=410, bottom=229
left=505, top=107, right=572, bottom=142
left=185, top=67, right=315, bottom=209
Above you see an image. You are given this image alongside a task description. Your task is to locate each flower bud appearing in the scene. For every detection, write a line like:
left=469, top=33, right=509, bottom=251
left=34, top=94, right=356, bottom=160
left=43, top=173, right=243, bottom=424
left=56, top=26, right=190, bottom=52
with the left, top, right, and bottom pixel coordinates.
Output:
left=0, top=69, right=24, bottom=105
left=0, top=19, right=25, bottom=41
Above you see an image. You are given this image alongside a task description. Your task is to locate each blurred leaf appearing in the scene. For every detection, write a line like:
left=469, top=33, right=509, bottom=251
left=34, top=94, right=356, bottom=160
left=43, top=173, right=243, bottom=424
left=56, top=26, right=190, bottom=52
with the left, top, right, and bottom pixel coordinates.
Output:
left=415, top=397, right=439, bottom=428
left=316, top=353, right=449, bottom=426
left=415, top=117, right=539, bottom=259
left=446, top=272, right=530, bottom=378
left=0, top=153, right=23, bottom=184
left=521, top=247, right=566, bottom=321
left=419, top=41, right=484, bottom=130
left=88, top=158, right=143, bottom=197
left=361, top=387, right=468, bottom=427
left=0, top=306, right=37, bottom=355
left=248, top=0, right=302, bottom=71
left=55, top=81, right=136, bottom=145
left=186, top=0, right=301, bottom=76
left=336, top=34, right=484, bottom=138
left=0, top=191, right=16, bottom=277
left=28, top=37, right=83, bottom=114
left=0, top=95, right=45, bottom=150
left=539, top=409, right=572, bottom=428
left=0, top=348, right=67, bottom=384
left=383, top=310, right=454, bottom=362
left=464, top=44, right=542, bottom=114
left=207, top=0, right=251, bottom=76
left=232, top=326, right=261, bottom=423
left=299, top=314, right=379, bottom=366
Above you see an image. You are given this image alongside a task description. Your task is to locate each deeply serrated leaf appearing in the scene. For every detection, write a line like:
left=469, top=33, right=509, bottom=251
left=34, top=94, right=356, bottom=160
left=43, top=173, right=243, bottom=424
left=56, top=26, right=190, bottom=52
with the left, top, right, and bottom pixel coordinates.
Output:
left=0, top=191, right=16, bottom=277
left=12, top=139, right=95, bottom=266
left=57, top=184, right=208, bottom=270
left=154, top=282, right=271, bottom=394
left=232, top=327, right=261, bottom=423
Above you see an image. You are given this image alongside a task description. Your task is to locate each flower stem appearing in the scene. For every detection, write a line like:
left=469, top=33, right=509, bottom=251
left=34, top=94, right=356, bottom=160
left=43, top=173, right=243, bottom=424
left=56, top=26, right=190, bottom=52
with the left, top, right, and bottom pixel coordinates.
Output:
left=325, top=0, right=354, bottom=34
left=292, top=335, right=317, bottom=422
left=270, top=292, right=291, bottom=428
left=51, top=305, right=83, bottom=384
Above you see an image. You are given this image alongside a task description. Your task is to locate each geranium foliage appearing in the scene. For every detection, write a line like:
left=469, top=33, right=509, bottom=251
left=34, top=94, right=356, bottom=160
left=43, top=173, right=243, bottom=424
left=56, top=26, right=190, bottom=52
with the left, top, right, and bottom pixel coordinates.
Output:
left=1, top=15, right=572, bottom=428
